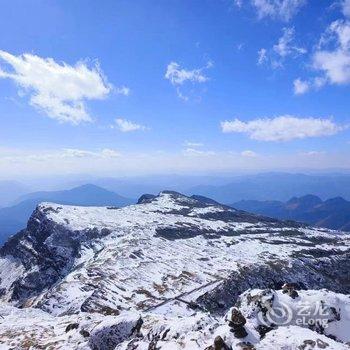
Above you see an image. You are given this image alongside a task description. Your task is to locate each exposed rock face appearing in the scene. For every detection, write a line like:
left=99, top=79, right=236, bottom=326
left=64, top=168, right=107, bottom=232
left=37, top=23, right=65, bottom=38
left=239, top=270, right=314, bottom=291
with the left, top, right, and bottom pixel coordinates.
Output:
left=228, top=308, right=248, bottom=338
left=88, top=315, right=143, bottom=350
left=0, top=191, right=349, bottom=348
left=198, top=255, right=350, bottom=313
left=136, top=193, right=156, bottom=204
left=0, top=205, right=111, bottom=304
left=282, top=282, right=299, bottom=299
left=212, top=335, right=230, bottom=350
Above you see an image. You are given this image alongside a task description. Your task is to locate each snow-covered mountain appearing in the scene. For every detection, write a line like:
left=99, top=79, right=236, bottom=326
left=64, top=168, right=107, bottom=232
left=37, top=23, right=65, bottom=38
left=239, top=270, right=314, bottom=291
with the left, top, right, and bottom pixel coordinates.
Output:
left=0, top=184, right=134, bottom=245
left=0, top=191, right=349, bottom=349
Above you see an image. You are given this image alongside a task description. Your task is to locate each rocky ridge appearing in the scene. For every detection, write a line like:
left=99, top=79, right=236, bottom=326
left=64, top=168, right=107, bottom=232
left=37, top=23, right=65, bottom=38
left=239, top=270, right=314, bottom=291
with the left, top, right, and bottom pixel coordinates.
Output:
left=0, top=191, right=349, bottom=349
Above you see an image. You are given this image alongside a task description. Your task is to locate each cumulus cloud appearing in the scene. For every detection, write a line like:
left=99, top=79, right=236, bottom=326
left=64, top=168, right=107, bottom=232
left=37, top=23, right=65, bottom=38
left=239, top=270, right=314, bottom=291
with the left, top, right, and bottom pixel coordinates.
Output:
left=312, top=20, right=350, bottom=84
left=313, top=48, right=350, bottom=85
left=250, top=0, right=307, bottom=21
left=221, top=115, right=343, bottom=141
left=297, top=19, right=350, bottom=93
left=113, top=118, right=148, bottom=132
left=0, top=50, right=128, bottom=124
left=258, top=27, right=306, bottom=67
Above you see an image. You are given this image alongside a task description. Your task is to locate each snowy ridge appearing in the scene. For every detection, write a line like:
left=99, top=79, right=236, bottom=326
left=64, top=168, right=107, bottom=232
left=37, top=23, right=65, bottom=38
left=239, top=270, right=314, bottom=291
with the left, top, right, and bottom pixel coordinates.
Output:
left=0, top=191, right=349, bottom=349
left=116, top=288, right=350, bottom=349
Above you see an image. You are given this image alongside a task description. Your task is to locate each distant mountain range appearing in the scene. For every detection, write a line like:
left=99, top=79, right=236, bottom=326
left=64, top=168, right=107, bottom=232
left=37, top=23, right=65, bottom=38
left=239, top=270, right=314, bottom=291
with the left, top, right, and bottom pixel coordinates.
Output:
left=0, top=184, right=134, bottom=244
left=0, top=180, right=30, bottom=207
left=90, top=174, right=231, bottom=199
left=232, top=194, right=350, bottom=231
left=188, top=173, right=350, bottom=203
left=5, top=172, right=350, bottom=204
left=2, top=172, right=350, bottom=242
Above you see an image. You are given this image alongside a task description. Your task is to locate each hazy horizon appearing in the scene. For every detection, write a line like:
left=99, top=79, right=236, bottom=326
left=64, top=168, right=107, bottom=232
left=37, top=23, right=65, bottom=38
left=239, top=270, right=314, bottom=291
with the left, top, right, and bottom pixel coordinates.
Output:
left=3, top=168, right=350, bottom=186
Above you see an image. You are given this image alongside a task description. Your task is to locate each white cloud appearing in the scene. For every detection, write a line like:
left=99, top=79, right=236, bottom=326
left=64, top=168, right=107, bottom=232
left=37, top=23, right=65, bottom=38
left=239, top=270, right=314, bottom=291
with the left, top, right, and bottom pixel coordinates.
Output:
left=241, top=150, right=258, bottom=157
left=234, top=0, right=243, bottom=7
left=313, top=20, right=350, bottom=84
left=184, top=141, right=204, bottom=147
left=293, top=78, right=310, bottom=94
left=0, top=50, right=128, bottom=124
left=343, top=0, right=350, bottom=18
left=113, top=118, right=148, bottom=132
left=313, top=50, right=350, bottom=85
left=183, top=148, right=216, bottom=156
left=313, top=76, right=328, bottom=88
left=257, top=48, right=268, bottom=65
left=61, top=148, right=97, bottom=158
left=221, top=115, right=343, bottom=141
left=60, top=148, right=120, bottom=159
left=4, top=148, right=120, bottom=163
left=273, top=27, right=306, bottom=57
left=251, top=0, right=307, bottom=21
left=298, top=20, right=350, bottom=92
left=165, top=61, right=210, bottom=85
left=165, top=61, right=212, bottom=100
left=115, top=86, right=130, bottom=96
left=293, top=76, right=327, bottom=95
left=300, top=150, right=325, bottom=156
left=258, top=27, right=306, bottom=67
left=330, top=19, right=350, bottom=50
left=176, top=87, right=190, bottom=101
left=100, top=148, right=120, bottom=158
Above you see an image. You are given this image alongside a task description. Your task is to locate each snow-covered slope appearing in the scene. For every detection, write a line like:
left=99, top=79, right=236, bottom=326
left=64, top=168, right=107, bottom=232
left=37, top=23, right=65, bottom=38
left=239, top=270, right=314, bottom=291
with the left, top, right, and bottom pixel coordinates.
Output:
left=0, top=191, right=349, bottom=349
left=116, top=287, right=350, bottom=349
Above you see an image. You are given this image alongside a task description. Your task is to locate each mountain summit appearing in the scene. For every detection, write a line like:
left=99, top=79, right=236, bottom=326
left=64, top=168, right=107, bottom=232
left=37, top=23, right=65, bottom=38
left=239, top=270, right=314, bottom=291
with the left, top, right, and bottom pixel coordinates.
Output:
left=0, top=191, right=349, bottom=348
left=0, top=184, right=134, bottom=244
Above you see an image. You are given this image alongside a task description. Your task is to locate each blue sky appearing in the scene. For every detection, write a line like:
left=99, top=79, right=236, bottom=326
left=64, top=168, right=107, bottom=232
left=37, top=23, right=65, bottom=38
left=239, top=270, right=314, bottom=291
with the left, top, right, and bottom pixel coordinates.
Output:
left=0, top=0, right=350, bottom=177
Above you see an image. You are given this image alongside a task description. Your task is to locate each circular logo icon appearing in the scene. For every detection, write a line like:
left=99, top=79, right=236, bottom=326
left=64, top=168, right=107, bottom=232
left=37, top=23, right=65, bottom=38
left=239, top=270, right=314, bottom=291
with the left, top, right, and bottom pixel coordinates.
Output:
left=257, top=301, right=293, bottom=326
